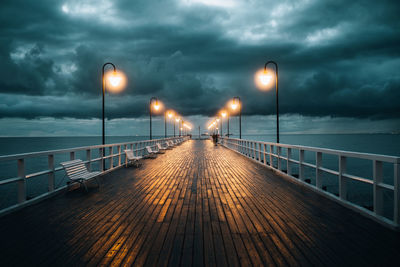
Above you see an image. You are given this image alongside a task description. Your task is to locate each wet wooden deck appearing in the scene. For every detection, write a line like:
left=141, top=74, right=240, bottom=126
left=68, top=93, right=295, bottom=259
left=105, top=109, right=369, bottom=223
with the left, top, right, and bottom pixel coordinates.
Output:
left=0, top=140, right=399, bottom=266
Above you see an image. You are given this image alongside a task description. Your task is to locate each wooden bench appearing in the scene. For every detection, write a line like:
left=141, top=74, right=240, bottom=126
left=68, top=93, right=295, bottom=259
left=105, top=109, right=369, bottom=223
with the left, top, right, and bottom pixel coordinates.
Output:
left=166, top=140, right=176, bottom=148
left=145, top=146, right=159, bottom=158
left=124, top=149, right=143, bottom=167
left=60, top=159, right=101, bottom=192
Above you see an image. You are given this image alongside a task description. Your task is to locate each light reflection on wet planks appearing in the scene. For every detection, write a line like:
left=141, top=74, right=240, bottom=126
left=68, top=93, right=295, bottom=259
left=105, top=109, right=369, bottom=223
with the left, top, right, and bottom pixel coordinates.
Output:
left=0, top=140, right=399, bottom=266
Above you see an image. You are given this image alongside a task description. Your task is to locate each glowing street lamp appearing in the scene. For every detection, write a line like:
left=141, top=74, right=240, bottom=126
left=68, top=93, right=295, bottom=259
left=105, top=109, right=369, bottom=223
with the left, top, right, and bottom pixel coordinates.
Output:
left=167, top=111, right=174, bottom=137
left=165, top=110, right=174, bottom=138
left=215, top=118, right=220, bottom=135
left=231, top=96, right=242, bottom=139
left=101, top=62, right=124, bottom=170
left=258, top=61, right=279, bottom=143
left=175, top=117, right=180, bottom=137
left=210, top=120, right=217, bottom=135
left=181, top=120, right=184, bottom=136
left=149, top=97, right=161, bottom=140
left=220, top=110, right=228, bottom=137
left=102, top=62, right=124, bottom=146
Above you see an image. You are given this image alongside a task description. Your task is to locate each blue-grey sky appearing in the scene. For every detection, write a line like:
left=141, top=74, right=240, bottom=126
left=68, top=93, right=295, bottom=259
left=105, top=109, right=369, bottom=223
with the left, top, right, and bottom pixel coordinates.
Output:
left=0, top=0, right=399, bottom=136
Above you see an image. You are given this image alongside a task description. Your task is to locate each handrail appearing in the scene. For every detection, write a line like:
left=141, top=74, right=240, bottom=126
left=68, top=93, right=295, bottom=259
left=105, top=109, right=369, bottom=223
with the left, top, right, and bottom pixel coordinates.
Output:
left=219, top=137, right=400, bottom=230
left=0, top=137, right=177, bottom=161
left=224, top=137, right=400, bottom=163
left=0, top=136, right=190, bottom=216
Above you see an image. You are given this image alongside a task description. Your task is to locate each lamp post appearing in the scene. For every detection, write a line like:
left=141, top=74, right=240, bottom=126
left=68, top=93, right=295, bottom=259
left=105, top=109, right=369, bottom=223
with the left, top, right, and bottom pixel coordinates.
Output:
left=260, top=61, right=279, bottom=143
left=216, top=117, right=221, bottom=134
left=227, top=112, right=230, bottom=137
left=231, top=96, right=241, bottom=139
left=221, top=111, right=227, bottom=137
left=164, top=111, right=167, bottom=138
left=175, top=117, right=180, bottom=137
left=220, top=117, right=223, bottom=136
left=102, top=62, right=123, bottom=170
left=149, top=97, right=159, bottom=140
left=102, top=63, right=117, bottom=146
left=167, top=111, right=173, bottom=138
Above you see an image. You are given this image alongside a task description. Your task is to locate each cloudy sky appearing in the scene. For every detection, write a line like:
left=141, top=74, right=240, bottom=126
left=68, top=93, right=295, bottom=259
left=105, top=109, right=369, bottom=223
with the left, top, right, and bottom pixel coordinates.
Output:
left=0, top=0, right=399, bottom=136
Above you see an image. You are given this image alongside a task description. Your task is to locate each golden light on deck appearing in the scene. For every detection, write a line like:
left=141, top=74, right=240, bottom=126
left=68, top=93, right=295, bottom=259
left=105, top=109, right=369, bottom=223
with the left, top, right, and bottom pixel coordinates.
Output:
left=221, top=111, right=227, bottom=118
left=255, top=69, right=273, bottom=90
left=168, top=111, right=174, bottom=118
left=176, top=117, right=180, bottom=122
left=106, top=70, right=126, bottom=93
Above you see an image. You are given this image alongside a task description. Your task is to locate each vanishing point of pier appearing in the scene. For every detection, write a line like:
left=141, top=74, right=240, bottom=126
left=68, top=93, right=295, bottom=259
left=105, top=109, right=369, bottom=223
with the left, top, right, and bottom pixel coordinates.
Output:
left=1, top=139, right=399, bottom=266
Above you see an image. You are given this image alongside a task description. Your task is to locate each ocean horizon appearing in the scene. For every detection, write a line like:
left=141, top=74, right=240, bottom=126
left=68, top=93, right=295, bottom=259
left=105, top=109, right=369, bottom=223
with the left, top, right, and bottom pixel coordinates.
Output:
left=1, top=133, right=399, bottom=156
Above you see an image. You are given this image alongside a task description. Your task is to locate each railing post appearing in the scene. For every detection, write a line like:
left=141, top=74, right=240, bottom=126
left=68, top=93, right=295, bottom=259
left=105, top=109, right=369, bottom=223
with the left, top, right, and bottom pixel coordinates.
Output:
left=287, top=148, right=292, bottom=176
left=299, top=149, right=305, bottom=181
left=269, top=145, right=273, bottom=167
left=17, top=159, right=26, bottom=204
left=258, top=143, right=261, bottom=162
left=394, top=163, right=400, bottom=225
left=86, top=149, right=91, bottom=171
left=118, top=145, right=121, bottom=167
left=277, top=146, right=281, bottom=171
left=339, top=155, right=347, bottom=200
left=48, top=154, right=55, bottom=192
left=373, top=160, right=383, bottom=216
left=249, top=141, right=252, bottom=157
left=109, top=147, right=113, bottom=169
left=70, top=151, right=75, bottom=160
left=100, top=148, right=104, bottom=171
left=263, top=144, right=267, bottom=165
left=316, top=152, right=322, bottom=189
left=124, top=145, right=128, bottom=166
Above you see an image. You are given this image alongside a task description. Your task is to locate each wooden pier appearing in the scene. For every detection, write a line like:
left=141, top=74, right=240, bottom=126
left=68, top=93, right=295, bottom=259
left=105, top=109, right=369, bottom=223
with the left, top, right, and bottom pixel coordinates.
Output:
left=0, top=139, right=399, bottom=266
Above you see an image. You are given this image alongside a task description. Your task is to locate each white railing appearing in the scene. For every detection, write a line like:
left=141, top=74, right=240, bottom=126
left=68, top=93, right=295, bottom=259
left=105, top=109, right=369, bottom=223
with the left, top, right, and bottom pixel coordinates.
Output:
left=0, top=136, right=189, bottom=216
left=220, top=137, right=400, bottom=230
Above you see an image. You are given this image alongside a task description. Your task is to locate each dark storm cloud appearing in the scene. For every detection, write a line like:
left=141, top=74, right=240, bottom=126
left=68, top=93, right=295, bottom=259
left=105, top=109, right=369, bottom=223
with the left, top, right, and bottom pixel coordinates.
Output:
left=0, top=0, right=399, bottom=120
